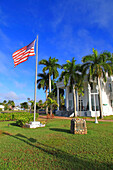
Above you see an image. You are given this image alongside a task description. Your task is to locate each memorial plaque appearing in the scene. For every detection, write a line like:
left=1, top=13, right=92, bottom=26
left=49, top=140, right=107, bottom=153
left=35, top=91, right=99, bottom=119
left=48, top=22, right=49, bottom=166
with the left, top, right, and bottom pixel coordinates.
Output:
left=71, top=118, right=87, bottom=134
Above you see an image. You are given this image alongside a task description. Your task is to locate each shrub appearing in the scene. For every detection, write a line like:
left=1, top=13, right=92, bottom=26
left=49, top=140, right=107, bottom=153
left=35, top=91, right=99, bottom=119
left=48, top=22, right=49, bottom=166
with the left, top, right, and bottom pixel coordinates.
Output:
left=16, top=112, right=39, bottom=127
left=16, top=117, right=29, bottom=127
left=0, top=112, right=39, bottom=125
left=11, top=114, right=15, bottom=120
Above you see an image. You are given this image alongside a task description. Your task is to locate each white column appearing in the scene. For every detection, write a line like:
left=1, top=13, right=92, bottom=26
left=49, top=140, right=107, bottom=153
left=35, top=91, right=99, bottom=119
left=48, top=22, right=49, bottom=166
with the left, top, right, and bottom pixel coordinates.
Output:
left=94, top=94, right=98, bottom=123
left=88, top=83, right=91, bottom=111
left=76, top=91, right=78, bottom=111
left=66, top=86, right=69, bottom=111
left=57, top=87, right=59, bottom=110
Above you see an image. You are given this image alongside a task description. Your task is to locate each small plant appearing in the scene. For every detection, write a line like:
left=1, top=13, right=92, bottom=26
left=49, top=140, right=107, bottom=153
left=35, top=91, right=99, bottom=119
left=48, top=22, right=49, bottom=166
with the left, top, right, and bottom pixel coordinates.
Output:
left=16, top=112, right=39, bottom=127
left=16, top=117, right=28, bottom=127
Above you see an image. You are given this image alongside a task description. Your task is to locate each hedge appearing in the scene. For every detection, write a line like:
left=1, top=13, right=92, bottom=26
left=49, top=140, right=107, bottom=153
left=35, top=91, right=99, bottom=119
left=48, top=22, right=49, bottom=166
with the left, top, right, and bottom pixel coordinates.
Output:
left=0, top=112, right=39, bottom=126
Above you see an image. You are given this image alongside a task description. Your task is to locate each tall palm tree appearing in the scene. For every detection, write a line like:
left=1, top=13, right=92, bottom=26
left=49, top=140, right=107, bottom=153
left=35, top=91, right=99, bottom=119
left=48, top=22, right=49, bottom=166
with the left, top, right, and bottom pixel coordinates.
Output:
left=44, top=97, right=58, bottom=116
left=37, top=73, right=49, bottom=114
left=60, top=57, right=83, bottom=117
left=82, top=48, right=112, bottom=118
left=39, top=57, right=61, bottom=115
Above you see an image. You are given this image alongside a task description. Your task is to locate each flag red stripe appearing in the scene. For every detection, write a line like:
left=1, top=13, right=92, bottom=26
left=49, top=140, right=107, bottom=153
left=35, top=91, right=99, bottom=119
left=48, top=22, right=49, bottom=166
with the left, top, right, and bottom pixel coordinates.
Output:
left=13, top=47, right=33, bottom=58
left=13, top=49, right=26, bottom=58
left=12, top=46, right=27, bottom=56
left=14, top=53, right=35, bottom=65
left=12, top=40, right=35, bottom=67
left=13, top=47, right=34, bottom=59
left=13, top=49, right=35, bottom=61
left=14, top=58, right=28, bottom=67
left=14, top=52, right=35, bottom=63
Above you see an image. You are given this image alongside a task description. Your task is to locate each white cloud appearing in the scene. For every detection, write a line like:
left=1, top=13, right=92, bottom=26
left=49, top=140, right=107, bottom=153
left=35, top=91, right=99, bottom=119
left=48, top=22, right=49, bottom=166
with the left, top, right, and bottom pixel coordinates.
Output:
left=88, top=0, right=113, bottom=28
left=0, top=50, right=13, bottom=75
left=0, top=29, right=10, bottom=44
left=0, top=91, right=26, bottom=101
left=14, top=81, right=26, bottom=89
left=5, top=91, right=19, bottom=100
left=0, top=7, right=8, bottom=27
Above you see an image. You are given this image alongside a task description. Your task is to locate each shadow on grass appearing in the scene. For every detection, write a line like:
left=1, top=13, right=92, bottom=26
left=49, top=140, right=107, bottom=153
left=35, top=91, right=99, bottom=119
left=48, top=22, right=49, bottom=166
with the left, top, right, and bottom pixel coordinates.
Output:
left=10, top=122, right=19, bottom=127
left=3, top=132, right=113, bottom=169
left=50, top=128, right=70, bottom=133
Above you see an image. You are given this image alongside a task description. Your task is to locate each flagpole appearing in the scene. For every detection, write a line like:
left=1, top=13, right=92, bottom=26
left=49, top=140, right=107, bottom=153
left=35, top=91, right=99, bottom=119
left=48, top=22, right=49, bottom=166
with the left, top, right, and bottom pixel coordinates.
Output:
left=34, top=35, right=38, bottom=122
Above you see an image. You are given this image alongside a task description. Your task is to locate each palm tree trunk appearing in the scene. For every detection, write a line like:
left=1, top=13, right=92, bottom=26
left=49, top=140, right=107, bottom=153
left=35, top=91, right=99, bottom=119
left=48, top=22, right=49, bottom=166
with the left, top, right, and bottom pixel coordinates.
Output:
left=98, top=77, right=103, bottom=119
left=49, top=74, right=52, bottom=116
left=73, top=84, right=77, bottom=117
left=49, top=74, right=51, bottom=93
left=45, top=88, right=48, bottom=114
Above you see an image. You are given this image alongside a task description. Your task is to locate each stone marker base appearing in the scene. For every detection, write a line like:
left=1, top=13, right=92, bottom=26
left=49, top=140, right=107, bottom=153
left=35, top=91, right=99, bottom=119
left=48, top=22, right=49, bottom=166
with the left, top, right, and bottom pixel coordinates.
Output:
left=71, top=119, right=87, bottom=134
left=25, top=121, right=45, bottom=128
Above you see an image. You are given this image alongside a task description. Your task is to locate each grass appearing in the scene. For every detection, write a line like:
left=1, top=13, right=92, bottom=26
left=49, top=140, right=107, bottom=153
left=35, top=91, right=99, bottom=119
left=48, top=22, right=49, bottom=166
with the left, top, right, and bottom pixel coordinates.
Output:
left=74, top=115, right=113, bottom=120
left=102, top=115, right=113, bottom=120
left=0, top=118, right=113, bottom=170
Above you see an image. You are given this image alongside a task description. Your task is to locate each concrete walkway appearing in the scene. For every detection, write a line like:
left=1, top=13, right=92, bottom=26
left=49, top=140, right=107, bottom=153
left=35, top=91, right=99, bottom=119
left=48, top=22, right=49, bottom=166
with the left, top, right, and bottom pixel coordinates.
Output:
left=39, top=115, right=113, bottom=122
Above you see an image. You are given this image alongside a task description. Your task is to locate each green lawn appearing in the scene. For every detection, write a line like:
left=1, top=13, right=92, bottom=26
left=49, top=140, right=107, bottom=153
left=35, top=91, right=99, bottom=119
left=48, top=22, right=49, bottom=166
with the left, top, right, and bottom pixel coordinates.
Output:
left=0, top=119, right=113, bottom=170
left=77, top=115, right=113, bottom=120
left=102, top=115, right=113, bottom=120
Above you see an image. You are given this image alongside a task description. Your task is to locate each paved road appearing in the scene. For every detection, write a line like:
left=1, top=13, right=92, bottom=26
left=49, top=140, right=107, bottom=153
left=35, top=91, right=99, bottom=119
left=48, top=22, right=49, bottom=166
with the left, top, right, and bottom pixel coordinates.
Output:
left=39, top=115, right=113, bottom=122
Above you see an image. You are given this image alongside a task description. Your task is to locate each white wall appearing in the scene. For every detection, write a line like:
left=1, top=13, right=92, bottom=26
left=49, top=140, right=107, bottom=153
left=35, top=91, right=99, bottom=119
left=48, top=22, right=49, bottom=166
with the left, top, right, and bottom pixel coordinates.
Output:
left=0, top=105, right=4, bottom=111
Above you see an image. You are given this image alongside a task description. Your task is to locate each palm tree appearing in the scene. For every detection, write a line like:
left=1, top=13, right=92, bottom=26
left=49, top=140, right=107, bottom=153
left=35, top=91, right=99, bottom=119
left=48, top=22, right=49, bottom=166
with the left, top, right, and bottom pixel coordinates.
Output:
left=39, top=57, right=61, bottom=116
left=60, top=57, right=83, bottom=117
left=44, top=97, right=58, bottom=115
left=75, top=83, right=84, bottom=116
left=82, top=48, right=112, bottom=118
left=37, top=73, right=49, bottom=114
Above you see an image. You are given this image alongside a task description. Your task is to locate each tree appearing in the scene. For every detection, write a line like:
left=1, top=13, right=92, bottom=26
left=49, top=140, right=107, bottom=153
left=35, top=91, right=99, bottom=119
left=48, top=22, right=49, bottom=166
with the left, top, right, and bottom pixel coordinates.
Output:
left=39, top=57, right=61, bottom=116
left=49, top=82, right=65, bottom=110
left=8, top=100, right=15, bottom=108
left=75, top=82, right=84, bottom=116
left=20, top=102, right=28, bottom=109
left=82, top=48, right=112, bottom=118
left=60, top=57, right=83, bottom=117
left=44, top=97, right=58, bottom=115
left=28, top=100, right=39, bottom=111
left=3, top=100, right=7, bottom=105
left=29, top=100, right=34, bottom=110
left=37, top=73, right=49, bottom=114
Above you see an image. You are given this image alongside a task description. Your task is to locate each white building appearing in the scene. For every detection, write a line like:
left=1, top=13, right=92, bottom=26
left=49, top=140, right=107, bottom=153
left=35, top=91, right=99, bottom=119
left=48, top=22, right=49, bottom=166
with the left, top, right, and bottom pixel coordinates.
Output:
left=56, top=76, right=113, bottom=117
left=0, top=105, right=5, bottom=111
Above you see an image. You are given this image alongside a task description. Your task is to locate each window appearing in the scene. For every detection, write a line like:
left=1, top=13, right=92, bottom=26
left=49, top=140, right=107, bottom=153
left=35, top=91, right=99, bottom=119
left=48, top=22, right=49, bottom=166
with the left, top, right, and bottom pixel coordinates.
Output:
left=69, top=100, right=72, bottom=109
left=90, top=83, right=93, bottom=90
left=111, top=100, right=113, bottom=107
left=69, top=87, right=72, bottom=93
left=109, top=83, right=112, bottom=92
left=79, top=99, right=83, bottom=111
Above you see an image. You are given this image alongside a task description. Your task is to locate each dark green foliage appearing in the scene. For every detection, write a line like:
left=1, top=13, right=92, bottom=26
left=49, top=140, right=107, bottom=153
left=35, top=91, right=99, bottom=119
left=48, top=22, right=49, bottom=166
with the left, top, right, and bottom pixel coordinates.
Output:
left=20, top=102, right=28, bottom=109
left=82, top=48, right=112, bottom=82
left=16, top=117, right=28, bottom=127
left=16, top=113, right=39, bottom=127
left=0, top=112, right=39, bottom=123
left=39, top=56, right=61, bottom=78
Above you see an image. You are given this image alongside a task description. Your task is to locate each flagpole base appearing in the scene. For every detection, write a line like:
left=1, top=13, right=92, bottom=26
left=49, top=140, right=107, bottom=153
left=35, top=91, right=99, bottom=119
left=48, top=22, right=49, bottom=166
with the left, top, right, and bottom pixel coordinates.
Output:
left=25, top=121, right=45, bottom=128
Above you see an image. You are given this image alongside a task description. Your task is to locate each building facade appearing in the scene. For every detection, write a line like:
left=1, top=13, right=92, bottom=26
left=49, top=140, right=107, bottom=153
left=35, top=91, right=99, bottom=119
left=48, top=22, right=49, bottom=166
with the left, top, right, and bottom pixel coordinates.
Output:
left=56, top=76, right=113, bottom=117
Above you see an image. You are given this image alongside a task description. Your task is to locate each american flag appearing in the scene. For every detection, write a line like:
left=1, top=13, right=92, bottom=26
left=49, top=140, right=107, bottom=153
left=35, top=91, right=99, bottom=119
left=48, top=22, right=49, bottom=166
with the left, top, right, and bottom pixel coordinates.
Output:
left=12, top=40, right=35, bottom=67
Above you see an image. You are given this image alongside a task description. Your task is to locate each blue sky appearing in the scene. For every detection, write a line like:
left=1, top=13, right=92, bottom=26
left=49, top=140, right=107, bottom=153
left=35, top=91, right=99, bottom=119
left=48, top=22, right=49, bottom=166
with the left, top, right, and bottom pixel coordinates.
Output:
left=1, top=0, right=113, bottom=105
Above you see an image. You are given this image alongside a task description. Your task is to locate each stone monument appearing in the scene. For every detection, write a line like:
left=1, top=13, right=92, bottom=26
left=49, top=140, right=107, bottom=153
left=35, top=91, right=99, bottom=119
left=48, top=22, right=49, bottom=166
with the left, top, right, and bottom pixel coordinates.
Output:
left=71, top=118, right=87, bottom=134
